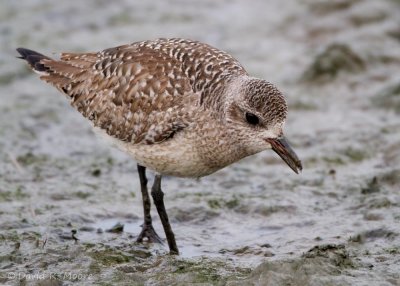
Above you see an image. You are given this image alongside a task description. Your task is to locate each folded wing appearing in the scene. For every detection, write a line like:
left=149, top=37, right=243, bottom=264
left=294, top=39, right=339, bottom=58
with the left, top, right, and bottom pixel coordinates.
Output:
left=39, top=44, right=198, bottom=144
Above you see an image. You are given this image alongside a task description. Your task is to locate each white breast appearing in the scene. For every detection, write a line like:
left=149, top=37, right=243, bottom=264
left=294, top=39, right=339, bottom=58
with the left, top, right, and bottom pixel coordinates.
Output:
left=93, top=126, right=215, bottom=178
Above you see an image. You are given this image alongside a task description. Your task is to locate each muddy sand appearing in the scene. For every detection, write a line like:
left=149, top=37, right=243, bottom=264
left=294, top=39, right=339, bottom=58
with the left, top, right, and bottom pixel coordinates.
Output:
left=0, top=0, right=400, bottom=285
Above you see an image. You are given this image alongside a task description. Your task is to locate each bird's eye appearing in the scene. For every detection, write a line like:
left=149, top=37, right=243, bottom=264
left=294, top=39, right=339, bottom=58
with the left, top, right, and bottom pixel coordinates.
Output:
left=245, top=112, right=259, bottom=125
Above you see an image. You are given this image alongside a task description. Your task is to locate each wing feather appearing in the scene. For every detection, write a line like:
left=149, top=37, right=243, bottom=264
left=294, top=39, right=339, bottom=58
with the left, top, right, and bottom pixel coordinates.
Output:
left=40, top=44, right=197, bottom=144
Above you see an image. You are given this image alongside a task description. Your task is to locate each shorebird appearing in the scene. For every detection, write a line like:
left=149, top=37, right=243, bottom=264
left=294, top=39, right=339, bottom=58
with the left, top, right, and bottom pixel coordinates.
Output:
left=17, top=38, right=302, bottom=255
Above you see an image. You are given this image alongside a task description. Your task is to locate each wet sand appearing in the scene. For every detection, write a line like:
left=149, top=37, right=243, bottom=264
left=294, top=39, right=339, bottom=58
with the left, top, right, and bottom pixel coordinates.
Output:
left=1, top=0, right=400, bottom=285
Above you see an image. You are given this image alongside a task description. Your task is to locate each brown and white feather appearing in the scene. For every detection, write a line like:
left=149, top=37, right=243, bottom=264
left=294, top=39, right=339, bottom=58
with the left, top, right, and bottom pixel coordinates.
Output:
left=39, top=38, right=246, bottom=145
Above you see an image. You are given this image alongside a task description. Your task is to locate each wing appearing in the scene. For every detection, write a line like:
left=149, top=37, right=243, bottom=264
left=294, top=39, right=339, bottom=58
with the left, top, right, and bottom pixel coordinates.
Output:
left=39, top=44, right=198, bottom=144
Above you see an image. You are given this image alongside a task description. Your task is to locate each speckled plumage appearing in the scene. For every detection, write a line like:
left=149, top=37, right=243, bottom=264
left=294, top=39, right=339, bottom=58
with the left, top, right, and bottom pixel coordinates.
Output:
left=18, top=38, right=290, bottom=178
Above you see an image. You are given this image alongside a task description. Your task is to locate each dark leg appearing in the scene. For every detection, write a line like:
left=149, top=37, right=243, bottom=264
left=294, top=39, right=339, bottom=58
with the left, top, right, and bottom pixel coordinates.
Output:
left=136, top=165, right=163, bottom=244
left=151, top=174, right=179, bottom=255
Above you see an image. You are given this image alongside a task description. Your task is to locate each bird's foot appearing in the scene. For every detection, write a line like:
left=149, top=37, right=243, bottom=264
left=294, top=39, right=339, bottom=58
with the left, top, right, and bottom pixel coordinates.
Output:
left=136, top=223, right=163, bottom=244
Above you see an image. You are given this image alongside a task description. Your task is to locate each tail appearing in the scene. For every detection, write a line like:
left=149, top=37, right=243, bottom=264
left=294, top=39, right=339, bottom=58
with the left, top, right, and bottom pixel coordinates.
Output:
left=16, top=48, right=52, bottom=75
left=16, top=47, right=98, bottom=96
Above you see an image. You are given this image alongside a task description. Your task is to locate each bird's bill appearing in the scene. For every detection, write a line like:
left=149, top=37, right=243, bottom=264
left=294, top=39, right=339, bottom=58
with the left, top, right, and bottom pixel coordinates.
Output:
left=266, top=137, right=302, bottom=174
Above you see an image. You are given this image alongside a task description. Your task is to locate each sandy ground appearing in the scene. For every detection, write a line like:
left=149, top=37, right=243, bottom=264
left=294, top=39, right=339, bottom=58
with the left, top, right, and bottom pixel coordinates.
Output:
left=1, top=0, right=400, bottom=285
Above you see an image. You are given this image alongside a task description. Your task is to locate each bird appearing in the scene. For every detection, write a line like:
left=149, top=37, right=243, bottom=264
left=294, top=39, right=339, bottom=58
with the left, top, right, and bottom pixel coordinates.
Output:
left=17, top=38, right=302, bottom=255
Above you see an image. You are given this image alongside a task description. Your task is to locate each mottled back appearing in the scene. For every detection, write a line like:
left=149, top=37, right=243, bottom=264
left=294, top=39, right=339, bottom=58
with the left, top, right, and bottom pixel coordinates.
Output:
left=38, top=38, right=247, bottom=144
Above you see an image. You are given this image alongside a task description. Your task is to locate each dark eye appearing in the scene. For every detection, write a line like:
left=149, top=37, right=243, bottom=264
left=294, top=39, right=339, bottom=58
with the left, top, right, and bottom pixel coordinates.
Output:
left=245, top=112, right=259, bottom=125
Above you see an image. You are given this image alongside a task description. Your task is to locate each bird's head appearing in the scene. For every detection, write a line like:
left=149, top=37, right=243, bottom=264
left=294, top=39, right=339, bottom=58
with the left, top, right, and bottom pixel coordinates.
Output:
left=225, top=77, right=302, bottom=174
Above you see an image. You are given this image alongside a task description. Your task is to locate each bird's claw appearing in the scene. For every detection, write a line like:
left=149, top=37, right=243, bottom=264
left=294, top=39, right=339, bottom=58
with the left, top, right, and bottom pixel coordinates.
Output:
left=136, top=223, right=163, bottom=244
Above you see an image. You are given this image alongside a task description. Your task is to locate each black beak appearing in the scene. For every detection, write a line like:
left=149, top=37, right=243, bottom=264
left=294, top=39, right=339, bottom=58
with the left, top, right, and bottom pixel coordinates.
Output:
left=266, top=137, right=302, bottom=174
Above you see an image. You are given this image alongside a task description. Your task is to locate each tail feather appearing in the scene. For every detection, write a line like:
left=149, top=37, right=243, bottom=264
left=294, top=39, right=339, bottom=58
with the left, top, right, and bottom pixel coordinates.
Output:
left=17, top=47, right=97, bottom=97
left=16, top=47, right=52, bottom=73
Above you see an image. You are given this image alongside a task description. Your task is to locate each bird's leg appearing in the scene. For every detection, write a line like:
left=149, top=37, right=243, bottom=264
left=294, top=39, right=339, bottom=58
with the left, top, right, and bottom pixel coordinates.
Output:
left=136, top=164, right=163, bottom=244
left=151, top=174, right=179, bottom=255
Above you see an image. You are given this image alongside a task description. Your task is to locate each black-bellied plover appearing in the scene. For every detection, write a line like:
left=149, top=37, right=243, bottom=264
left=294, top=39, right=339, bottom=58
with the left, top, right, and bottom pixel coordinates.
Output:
left=17, top=38, right=302, bottom=255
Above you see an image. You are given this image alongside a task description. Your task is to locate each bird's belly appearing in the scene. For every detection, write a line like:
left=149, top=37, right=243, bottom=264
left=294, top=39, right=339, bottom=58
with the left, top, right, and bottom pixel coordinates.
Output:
left=94, top=127, right=217, bottom=178
left=125, top=142, right=216, bottom=178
